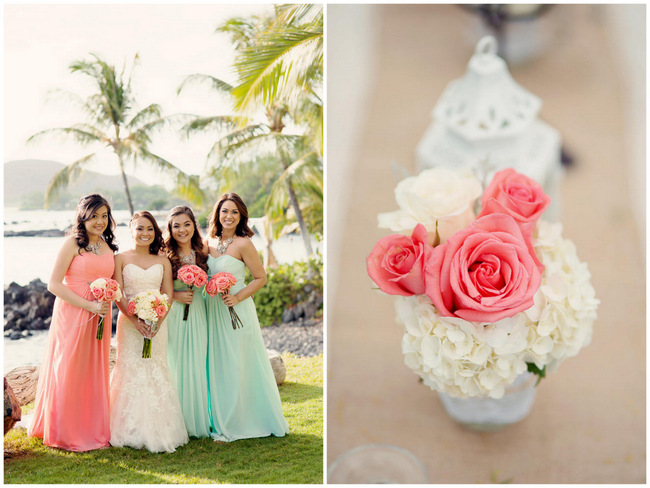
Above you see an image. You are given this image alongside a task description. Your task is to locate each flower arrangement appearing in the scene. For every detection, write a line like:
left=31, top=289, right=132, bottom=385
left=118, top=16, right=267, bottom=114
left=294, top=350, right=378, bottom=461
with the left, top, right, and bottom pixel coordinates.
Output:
left=89, top=277, right=122, bottom=340
left=127, top=289, right=170, bottom=358
left=205, top=272, right=243, bottom=330
left=367, top=167, right=599, bottom=399
left=177, top=264, right=208, bottom=320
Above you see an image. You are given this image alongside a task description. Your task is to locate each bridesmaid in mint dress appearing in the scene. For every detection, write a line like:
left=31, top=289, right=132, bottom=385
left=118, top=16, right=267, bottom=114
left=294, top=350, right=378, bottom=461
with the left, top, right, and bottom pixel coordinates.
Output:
left=29, top=194, right=117, bottom=451
left=164, top=206, right=211, bottom=437
left=204, top=193, right=289, bottom=441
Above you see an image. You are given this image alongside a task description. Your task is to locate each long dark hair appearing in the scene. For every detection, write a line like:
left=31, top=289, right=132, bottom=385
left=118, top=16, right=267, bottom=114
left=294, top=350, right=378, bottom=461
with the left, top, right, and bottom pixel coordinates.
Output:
left=207, top=193, right=254, bottom=239
left=129, top=211, right=164, bottom=255
left=164, top=206, right=208, bottom=277
left=68, top=194, right=118, bottom=253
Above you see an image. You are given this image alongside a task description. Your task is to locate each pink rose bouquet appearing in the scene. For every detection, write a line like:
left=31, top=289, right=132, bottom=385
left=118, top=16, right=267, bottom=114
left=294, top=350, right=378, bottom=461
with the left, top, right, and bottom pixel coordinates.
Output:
left=128, top=289, right=170, bottom=358
left=177, top=264, right=208, bottom=321
left=204, top=272, right=243, bottom=330
left=88, top=278, right=122, bottom=340
left=368, top=168, right=599, bottom=398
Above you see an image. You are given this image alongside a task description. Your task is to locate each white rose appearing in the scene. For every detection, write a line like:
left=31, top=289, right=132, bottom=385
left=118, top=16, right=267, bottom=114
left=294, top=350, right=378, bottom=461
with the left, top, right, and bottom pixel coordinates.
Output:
left=378, top=167, right=482, bottom=244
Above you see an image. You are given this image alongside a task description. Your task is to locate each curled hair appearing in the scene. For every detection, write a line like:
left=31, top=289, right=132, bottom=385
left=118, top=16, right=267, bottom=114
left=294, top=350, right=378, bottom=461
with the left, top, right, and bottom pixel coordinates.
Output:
left=129, top=211, right=165, bottom=255
left=207, top=193, right=254, bottom=239
left=68, top=194, right=118, bottom=254
left=164, top=206, right=208, bottom=278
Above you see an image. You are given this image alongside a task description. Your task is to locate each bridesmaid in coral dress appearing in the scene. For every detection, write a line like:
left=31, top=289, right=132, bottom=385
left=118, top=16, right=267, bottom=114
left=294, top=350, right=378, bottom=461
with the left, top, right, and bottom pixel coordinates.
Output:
left=28, top=194, right=118, bottom=451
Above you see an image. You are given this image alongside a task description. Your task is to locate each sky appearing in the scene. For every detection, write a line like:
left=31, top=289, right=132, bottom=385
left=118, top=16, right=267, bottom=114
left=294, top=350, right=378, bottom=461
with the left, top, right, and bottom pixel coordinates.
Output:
left=4, top=3, right=272, bottom=186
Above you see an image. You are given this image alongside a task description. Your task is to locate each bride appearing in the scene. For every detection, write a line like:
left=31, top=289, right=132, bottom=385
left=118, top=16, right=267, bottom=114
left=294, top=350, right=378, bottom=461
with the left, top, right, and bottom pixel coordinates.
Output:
left=109, top=211, right=188, bottom=452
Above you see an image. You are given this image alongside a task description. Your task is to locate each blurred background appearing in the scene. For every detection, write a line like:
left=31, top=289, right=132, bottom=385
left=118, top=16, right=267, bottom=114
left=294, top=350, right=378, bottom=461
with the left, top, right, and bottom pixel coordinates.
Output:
left=327, top=4, right=644, bottom=483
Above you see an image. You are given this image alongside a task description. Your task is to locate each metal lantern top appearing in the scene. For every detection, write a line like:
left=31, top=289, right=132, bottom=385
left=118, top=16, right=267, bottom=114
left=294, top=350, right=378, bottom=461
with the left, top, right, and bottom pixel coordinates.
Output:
left=433, top=36, right=541, bottom=141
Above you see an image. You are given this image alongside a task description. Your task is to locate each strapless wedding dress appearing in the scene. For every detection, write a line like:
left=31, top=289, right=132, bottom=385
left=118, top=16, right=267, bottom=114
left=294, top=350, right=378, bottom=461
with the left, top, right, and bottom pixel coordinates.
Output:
left=109, top=263, right=189, bottom=452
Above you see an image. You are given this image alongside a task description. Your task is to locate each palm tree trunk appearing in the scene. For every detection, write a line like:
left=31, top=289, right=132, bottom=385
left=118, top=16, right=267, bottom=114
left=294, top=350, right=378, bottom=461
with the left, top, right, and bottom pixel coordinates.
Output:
left=285, top=176, right=313, bottom=256
left=117, top=155, right=135, bottom=215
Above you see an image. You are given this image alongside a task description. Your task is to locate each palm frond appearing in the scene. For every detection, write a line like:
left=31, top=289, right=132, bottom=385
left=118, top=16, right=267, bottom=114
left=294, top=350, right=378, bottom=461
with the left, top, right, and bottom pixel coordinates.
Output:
left=272, top=4, right=323, bottom=29
left=231, top=27, right=323, bottom=112
left=27, top=126, right=107, bottom=147
left=126, top=104, right=162, bottom=130
left=177, top=73, right=234, bottom=96
left=182, top=115, right=245, bottom=136
left=207, top=124, right=269, bottom=161
left=44, top=153, right=97, bottom=208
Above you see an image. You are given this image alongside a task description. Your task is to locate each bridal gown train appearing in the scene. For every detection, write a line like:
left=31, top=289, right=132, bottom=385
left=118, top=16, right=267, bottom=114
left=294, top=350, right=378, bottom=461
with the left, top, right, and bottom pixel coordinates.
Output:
left=109, top=263, right=189, bottom=453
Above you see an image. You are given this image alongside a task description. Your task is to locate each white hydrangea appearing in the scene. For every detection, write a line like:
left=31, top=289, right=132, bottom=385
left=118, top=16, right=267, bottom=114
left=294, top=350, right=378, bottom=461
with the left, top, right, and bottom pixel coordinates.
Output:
left=398, top=220, right=599, bottom=399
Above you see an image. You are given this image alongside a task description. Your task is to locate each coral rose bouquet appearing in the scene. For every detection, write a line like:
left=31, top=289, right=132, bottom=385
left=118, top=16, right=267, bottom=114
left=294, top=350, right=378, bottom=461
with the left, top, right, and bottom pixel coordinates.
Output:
left=89, top=278, right=122, bottom=340
left=177, top=264, right=208, bottom=321
left=204, top=272, right=243, bottom=330
left=127, top=289, right=170, bottom=358
left=367, top=167, right=599, bottom=402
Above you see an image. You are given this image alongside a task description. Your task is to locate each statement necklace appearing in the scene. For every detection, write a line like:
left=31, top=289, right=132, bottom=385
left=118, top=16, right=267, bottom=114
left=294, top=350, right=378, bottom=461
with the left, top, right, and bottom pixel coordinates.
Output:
left=217, top=236, right=233, bottom=255
left=179, top=249, right=196, bottom=265
left=86, top=239, right=102, bottom=255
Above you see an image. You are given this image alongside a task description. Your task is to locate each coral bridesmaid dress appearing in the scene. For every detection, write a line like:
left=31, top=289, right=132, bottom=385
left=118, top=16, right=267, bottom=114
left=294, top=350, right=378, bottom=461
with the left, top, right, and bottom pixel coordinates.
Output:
left=28, top=252, right=114, bottom=451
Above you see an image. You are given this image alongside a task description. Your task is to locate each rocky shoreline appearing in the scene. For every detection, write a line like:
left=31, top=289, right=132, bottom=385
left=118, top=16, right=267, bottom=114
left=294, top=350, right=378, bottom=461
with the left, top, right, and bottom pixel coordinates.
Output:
left=4, top=279, right=323, bottom=357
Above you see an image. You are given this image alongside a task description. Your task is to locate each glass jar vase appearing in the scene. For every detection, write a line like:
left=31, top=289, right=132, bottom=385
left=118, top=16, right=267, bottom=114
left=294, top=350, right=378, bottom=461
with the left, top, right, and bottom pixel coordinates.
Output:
left=438, top=373, right=537, bottom=431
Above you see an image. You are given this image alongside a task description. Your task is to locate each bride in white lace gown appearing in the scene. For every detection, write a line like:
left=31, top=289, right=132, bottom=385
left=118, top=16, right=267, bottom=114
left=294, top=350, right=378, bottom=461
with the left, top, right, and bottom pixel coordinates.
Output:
left=110, top=211, right=188, bottom=453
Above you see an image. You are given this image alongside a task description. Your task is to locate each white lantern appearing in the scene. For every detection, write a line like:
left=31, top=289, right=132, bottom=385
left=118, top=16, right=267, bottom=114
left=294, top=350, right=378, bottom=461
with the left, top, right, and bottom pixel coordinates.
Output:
left=416, top=36, right=562, bottom=219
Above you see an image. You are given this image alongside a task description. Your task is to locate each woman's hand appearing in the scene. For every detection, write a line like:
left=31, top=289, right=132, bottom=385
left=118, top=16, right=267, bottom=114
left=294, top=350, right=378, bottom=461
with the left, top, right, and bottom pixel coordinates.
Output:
left=174, top=290, right=194, bottom=305
left=88, top=300, right=110, bottom=316
left=131, top=316, right=152, bottom=338
left=221, top=293, right=241, bottom=308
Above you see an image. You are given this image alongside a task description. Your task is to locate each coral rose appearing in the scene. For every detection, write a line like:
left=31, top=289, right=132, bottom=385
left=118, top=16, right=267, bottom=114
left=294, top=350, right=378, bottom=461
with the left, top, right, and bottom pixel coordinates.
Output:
left=193, top=271, right=208, bottom=288
left=177, top=266, right=197, bottom=285
left=155, top=305, right=167, bottom=318
left=367, top=224, right=431, bottom=296
left=104, top=289, right=116, bottom=301
left=91, top=287, right=104, bottom=300
left=106, top=279, right=119, bottom=291
left=478, top=168, right=551, bottom=229
left=127, top=300, right=136, bottom=315
left=425, top=213, right=543, bottom=323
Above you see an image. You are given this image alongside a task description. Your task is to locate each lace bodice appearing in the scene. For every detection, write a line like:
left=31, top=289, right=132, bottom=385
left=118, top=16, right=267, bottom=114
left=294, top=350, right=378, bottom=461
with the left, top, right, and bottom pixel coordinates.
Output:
left=122, top=263, right=164, bottom=299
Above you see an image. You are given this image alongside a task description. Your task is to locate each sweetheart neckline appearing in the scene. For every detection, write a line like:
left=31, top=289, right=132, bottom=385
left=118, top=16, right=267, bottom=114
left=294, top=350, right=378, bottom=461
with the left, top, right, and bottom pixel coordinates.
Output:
left=123, top=262, right=164, bottom=272
left=207, top=254, right=243, bottom=264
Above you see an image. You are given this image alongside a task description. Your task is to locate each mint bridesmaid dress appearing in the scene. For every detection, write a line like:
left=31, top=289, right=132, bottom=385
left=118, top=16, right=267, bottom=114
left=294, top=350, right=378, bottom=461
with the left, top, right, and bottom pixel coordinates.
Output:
left=166, top=278, right=211, bottom=437
left=29, top=252, right=114, bottom=451
left=205, top=254, right=289, bottom=441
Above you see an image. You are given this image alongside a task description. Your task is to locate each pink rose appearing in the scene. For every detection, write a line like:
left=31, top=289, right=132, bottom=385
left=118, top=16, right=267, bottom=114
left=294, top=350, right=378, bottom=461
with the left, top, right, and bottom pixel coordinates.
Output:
left=104, top=289, right=116, bottom=301
left=177, top=265, right=197, bottom=286
left=91, top=286, right=104, bottom=300
left=425, top=213, right=543, bottom=323
left=214, top=275, right=233, bottom=294
left=478, top=168, right=551, bottom=228
left=366, top=224, right=431, bottom=296
left=127, top=300, right=136, bottom=315
left=106, top=279, right=119, bottom=291
left=155, top=305, right=167, bottom=318
left=193, top=270, right=208, bottom=288
left=205, top=278, right=219, bottom=297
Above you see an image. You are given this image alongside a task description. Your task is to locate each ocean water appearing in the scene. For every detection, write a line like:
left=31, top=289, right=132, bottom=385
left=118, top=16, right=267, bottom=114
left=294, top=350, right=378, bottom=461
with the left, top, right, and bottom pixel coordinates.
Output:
left=4, top=208, right=319, bottom=285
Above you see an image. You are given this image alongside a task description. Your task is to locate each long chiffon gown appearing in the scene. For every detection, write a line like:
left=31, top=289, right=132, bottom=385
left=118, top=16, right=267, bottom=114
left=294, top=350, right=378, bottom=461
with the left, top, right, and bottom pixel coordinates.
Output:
left=166, top=278, right=211, bottom=437
left=28, top=251, right=114, bottom=451
left=205, top=254, right=289, bottom=441
left=109, top=264, right=189, bottom=452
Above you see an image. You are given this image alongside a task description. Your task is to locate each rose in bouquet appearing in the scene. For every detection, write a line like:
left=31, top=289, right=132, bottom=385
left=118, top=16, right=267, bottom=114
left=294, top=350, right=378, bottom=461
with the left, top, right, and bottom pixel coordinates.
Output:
left=204, top=272, right=243, bottom=330
left=89, top=277, right=122, bottom=340
left=367, top=168, right=599, bottom=399
left=127, top=289, right=170, bottom=358
left=177, top=264, right=208, bottom=321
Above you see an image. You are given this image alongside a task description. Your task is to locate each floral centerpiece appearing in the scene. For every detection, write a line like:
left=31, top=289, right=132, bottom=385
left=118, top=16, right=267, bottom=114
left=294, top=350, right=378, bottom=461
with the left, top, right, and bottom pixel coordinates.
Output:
left=204, top=272, right=243, bottom=330
left=89, top=278, right=122, bottom=340
left=367, top=167, right=599, bottom=407
left=127, top=289, right=170, bottom=358
left=177, top=264, right=208, bottom=321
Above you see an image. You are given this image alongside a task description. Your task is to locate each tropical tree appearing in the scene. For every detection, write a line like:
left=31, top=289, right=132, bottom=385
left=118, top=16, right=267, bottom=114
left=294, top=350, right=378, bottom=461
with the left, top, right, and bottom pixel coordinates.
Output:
left=29, top=53, right=204, bottom=214
left=180, top=4, right=323, bottom=257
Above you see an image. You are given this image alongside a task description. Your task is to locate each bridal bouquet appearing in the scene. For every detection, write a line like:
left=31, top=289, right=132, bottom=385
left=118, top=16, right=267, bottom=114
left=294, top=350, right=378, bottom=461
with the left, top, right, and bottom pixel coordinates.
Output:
left=127, top=289, right=170, bottom=358
left=177, top=264, right=208, bottom=320
left=205, top=272, right=243, bottom=330
left=367, top=167, right=599, bottom=399
left=89, top=277, right=122, bottom=340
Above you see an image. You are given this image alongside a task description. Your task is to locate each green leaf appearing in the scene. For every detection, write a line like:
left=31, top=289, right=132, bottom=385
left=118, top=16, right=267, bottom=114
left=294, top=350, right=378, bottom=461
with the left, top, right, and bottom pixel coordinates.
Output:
left=526, top=362, right=546, bottom=386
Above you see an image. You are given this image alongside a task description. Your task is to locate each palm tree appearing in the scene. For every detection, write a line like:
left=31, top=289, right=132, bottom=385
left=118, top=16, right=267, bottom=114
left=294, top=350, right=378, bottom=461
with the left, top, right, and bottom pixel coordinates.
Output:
left=180, top=4, right=323, bottom=257
left=29, top=53, right=203, bottom=214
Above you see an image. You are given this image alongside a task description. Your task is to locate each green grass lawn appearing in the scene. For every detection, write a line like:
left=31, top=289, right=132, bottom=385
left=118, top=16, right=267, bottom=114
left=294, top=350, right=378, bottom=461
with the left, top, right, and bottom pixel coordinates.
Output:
left=4, top=354, right=323, bottom=484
